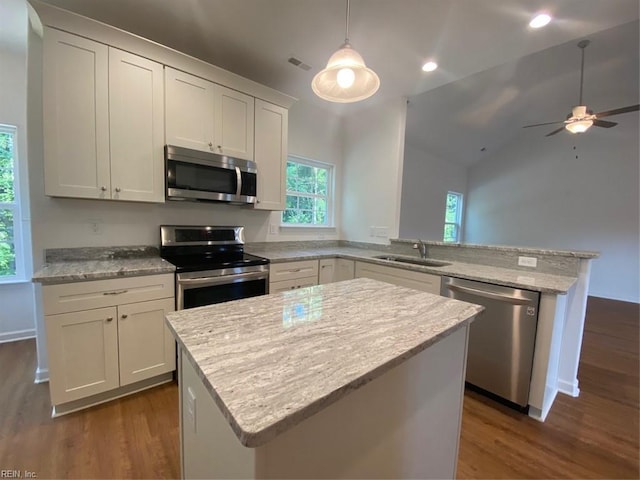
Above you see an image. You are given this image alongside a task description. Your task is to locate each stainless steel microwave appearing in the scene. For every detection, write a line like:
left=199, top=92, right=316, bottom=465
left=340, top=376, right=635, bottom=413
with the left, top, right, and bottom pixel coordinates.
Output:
left=165, top=145, right=257, bottom=204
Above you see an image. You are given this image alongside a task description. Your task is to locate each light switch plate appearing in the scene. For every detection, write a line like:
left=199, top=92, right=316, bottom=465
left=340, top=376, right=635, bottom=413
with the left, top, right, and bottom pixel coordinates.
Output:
left=518, top=256, right=538, bottom=268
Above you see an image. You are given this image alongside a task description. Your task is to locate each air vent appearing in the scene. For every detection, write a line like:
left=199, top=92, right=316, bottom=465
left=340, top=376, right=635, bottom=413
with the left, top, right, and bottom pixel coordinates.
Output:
left=288, top=57, right=312, bottom=71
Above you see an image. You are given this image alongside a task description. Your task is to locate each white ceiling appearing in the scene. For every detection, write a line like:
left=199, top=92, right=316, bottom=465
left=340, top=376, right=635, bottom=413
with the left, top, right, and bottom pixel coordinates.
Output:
left=5, top=1, right=639, bottom=167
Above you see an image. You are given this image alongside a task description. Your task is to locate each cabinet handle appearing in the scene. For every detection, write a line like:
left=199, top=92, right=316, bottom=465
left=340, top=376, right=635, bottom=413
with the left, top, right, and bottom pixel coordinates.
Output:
left=290, top=268, right=301, bottom=273
left=103, top=289, right=128, bottom=296
left=208, top=142, right=213, bottom=150
left=100, top=186, right=107, bottom=192
left=121, top=314, right=128, bottom=319
left=115, top=187, right=121, bottom=193
left=106, top=317, right=113, bottom=322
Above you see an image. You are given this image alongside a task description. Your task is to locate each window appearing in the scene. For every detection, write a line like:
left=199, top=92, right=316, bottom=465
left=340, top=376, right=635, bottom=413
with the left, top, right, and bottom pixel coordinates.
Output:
left=282, top=156, right=333, bottom=226
left=443, top=191, right=463, bottom=243
left=0, top=125, right=22, bottom=280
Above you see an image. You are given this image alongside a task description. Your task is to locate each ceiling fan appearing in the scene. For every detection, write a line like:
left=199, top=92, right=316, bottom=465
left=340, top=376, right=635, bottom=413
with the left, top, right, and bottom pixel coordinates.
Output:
left=523, top=39, right=639, bottom=137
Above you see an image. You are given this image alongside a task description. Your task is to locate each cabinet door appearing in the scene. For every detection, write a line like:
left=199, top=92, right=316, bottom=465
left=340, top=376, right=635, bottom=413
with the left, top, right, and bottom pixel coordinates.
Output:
left=165, top=67, right=216, bottom=152
left=46, top=307, right=119, bottom=405
left=335, top=259, right=356, bottom=282
left=319, top=259, right=336, bottom=285
left=254, top=99, right=288, bottom=210
left=118, top=298, right=176, bottom=386
left=109, top=48, right=165, bottom=202
left=214, top=84, right=254, bottom=160
left=355, top=262, right=441, bottom=295
left=43, top=28, right=110, bottom=199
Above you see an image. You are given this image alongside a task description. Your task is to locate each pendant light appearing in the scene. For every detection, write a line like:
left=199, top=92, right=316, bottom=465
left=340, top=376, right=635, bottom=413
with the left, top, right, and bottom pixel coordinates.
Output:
left=311, top=0, right=380, bottom=103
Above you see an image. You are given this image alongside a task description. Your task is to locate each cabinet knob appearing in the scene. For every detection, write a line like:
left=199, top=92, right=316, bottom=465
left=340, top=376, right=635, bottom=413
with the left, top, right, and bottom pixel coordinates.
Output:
left=100, top=186, right=107, bottom=192
left=208, top=142, right=213, bottom=150
left=115, top=187, right=121, bottom=193
left=217, top=145, right=222, bottom=151
left=121, top=314, right=128, bottom=319
left=106, top=317, right=113, bottom=322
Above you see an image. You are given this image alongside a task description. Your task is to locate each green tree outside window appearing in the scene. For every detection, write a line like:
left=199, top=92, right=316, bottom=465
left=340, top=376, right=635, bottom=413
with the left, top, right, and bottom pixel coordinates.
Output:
left=282, top=158, right=332, bottom=226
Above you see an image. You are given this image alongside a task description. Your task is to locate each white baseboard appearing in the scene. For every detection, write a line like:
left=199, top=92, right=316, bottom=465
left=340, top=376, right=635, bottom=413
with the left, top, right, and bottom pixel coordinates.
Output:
left=0, top=328, right=36, bottom=344
left=557, top=378, right=580, bottom=397
left=35, top=367, right=49, bottom=384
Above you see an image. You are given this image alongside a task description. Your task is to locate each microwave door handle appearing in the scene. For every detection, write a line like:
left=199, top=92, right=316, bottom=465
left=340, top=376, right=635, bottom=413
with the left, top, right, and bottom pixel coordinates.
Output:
left=235, top=166, right=242, bottom=196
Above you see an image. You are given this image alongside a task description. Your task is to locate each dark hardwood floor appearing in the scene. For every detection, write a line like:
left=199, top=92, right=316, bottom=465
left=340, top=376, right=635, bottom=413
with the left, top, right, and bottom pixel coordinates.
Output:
left=0, top=296, right=637, bottom=479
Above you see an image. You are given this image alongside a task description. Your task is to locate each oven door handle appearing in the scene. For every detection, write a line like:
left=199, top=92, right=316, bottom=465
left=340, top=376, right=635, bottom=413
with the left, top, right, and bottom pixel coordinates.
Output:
left=179, top=271, right=268, bottom=288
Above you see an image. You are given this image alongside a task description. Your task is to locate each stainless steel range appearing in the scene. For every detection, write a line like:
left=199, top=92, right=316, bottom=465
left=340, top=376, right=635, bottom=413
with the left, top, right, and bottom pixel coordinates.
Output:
left=160, top=225, right=269, bottom=310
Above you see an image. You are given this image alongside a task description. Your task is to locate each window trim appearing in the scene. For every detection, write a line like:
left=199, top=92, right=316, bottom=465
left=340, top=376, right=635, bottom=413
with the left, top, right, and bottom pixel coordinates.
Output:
left=281, top=155, right=335, bottom=228
left=0, top=124, right=25, bottom=283
left=443, top=191, right=463, bottom=243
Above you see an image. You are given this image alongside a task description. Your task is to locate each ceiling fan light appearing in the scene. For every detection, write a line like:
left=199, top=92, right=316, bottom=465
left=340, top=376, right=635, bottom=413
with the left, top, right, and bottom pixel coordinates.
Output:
left=312, top=44, right=380, bottom=103
left=565, top=119, right=593, bottom=134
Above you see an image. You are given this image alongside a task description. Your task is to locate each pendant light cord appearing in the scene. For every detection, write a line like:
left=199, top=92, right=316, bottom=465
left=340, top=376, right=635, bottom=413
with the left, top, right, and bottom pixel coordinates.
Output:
left=579, top=46, right=585, bottom=105
left=345, top=0, right=350, bottom=44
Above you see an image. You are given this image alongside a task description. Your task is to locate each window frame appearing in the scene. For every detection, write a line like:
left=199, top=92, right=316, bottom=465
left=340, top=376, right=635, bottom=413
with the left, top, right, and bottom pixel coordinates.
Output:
left=281, top=155, right=335, bottom=228
left=443, top=191, right=463, bottom=243
left=0, top=124, right=25, bottom=283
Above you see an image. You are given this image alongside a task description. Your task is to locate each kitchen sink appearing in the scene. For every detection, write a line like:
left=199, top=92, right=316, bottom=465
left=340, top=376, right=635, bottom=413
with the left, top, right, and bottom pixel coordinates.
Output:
left=372, top=255, right=452, bottom=267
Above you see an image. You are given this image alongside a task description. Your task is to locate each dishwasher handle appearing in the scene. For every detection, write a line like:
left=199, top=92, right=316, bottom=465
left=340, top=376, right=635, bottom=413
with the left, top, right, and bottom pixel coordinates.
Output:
left=443, top=283, right=533, bottom=305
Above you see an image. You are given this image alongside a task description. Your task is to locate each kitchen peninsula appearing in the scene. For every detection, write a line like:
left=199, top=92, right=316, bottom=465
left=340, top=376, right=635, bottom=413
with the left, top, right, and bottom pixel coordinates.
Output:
left=165, top=278, right=483, bottom=479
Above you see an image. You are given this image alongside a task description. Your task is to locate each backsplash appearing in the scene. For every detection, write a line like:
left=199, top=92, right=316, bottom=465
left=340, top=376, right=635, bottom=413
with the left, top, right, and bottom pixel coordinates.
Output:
left=45, top=245, right=159, bottom=263
left=389, top=239, right=597, bottom=277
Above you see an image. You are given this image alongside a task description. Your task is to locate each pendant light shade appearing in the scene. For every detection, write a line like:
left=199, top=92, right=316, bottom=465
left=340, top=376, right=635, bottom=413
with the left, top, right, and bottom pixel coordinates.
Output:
left=311, top=1, right=380, bottom=103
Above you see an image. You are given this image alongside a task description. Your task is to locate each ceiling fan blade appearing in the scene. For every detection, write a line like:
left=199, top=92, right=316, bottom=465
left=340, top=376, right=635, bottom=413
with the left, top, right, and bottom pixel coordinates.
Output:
left=593, top=119, right=617, bottom=128
left=595, top=104, right=639, bottom=118
left=522, top=120, right=564, bottom=128
left=545, top=126, right=565, bottom=137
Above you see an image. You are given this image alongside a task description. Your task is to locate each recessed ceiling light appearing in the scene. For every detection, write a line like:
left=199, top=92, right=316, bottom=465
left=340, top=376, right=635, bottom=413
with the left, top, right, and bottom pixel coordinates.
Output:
left=422, top=61, right=438, bottom=72
left=529, top=13, right=551, bottom=29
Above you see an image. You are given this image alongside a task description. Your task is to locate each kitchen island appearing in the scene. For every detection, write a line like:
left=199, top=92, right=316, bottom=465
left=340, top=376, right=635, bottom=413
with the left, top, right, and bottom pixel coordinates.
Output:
left=165, top=278, right=483, bottom=479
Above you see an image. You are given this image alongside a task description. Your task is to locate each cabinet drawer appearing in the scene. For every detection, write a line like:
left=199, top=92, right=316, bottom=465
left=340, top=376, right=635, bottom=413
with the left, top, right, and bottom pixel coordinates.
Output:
left=269, top=260, right=319, bottom=282
left=355, top=262, right=441, bottom=295
left=43, top=274, right=175, bottom=315
left=269, top=276, right=318, bottom=294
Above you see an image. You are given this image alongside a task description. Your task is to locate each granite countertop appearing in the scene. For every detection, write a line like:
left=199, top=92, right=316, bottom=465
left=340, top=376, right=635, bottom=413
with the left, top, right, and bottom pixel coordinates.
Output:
left=246, top=246, right=578, bottom=294
left=32, top=257, right=175, bottom=284
left=165, top=277, right=483, bottom=448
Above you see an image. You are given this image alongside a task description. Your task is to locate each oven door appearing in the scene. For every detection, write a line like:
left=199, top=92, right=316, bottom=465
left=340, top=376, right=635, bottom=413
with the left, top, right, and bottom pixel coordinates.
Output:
left=176, top=267, right=268, bottom=310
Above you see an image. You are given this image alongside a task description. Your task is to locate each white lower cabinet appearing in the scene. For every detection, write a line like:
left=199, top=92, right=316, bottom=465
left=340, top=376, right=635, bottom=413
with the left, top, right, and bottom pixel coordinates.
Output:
left=319, top=258, right=356, bottom=284
left=355, top=261, right=441, bottom=295
left=269, top=260, right=319, bottom=293
left=43, top=274, right=176, bottom=413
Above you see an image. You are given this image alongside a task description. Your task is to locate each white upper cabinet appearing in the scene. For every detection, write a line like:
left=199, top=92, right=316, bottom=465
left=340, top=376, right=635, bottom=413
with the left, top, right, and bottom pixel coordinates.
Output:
left=44, top=29, right=110, bottom=199
left=165, top=67, right=255, bottom=160
left=214, top=84, right=254, bottom=160
left=254, top=99, right=288, bottom=210
left=43, top=28, right=165, bottom=203
left=165, top=67, right=216, bottom=152
left=109, top=48, right=165, bottom=202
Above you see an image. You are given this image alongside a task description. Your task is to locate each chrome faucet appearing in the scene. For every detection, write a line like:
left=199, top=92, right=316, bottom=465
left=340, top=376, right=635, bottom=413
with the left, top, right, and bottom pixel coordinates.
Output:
left=413, top=239, right=428, bottom=259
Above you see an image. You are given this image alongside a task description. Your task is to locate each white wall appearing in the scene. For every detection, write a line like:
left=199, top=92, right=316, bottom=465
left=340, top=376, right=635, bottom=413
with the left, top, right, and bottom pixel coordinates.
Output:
left=0, top=1, right=36, bottom=342
left=465, top=118, right=640, bottom=303
left=341, top=98, right=407, bottom=243
left=399, top=144, right=468, bottom=241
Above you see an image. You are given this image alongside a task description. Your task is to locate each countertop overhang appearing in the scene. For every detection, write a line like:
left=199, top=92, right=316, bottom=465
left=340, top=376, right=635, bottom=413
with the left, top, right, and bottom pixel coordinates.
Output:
left=166, top=277, right=484, bottom=447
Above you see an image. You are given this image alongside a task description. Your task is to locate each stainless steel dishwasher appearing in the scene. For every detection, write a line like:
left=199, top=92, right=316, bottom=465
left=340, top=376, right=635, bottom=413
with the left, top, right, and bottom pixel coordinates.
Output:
left=441, top=276, right=540, bottom=408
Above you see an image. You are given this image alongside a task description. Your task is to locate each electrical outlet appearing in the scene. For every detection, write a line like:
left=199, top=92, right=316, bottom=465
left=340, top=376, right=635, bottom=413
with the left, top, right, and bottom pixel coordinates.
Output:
left=518, top=256, right=538, bottom=268
left=375, top=227, right=389, bottom=238
left=269, top=224, right=278, bottom=235
left=88, top=220, right=103, bottom=235
left=369, top=226, right=376, bottom=237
